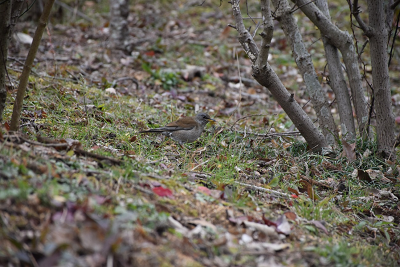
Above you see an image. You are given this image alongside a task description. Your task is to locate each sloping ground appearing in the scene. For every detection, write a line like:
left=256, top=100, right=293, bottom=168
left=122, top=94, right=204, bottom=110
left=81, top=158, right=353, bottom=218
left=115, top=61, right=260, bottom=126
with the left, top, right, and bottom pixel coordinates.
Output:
left=1, top=0, right=400, bottom=266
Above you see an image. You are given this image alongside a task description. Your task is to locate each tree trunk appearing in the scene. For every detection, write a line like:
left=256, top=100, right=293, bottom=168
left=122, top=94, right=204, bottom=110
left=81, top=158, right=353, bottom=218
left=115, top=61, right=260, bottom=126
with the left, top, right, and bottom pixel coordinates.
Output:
left=272, top=0, right=338, bottom=146
left=10, top=0, right=56, bottom=131
left=292, top=0, right=369, bottom=136
left=366, top=0, right=395, bottom=158
left=252, top=64, right=328, bottom=151
left=230, top=0, right=328, bottom=152
left=0, top=0, right=12, bottom=123
left=0, top=0, right=24, bottom=123
left=315, top=0, right=356, bottom=143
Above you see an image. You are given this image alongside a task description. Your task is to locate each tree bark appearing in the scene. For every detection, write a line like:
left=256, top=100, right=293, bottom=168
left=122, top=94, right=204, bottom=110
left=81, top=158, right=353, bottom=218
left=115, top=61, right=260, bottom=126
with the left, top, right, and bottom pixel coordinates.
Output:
left=0, top=0, right=12, bottom=123
left=366, top=0, right=395, bottom=158
left=10, top=0, right=55, bottom=131
left=252, top=64, right=328, bottom=152
left=0, top=0, right=24, bottom=123
left=230, top=0, right=328, bottom=152
left=315, top=0, right=356, bottom=143
left=271, top=0, right=338, bottom=146
left=292, top=0, right=369, bottom=136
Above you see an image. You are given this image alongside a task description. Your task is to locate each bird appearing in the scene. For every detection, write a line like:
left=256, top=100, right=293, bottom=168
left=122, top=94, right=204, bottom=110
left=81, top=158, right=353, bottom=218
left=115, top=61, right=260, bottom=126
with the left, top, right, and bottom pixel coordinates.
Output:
left=139, top=113, right=215, bottom=145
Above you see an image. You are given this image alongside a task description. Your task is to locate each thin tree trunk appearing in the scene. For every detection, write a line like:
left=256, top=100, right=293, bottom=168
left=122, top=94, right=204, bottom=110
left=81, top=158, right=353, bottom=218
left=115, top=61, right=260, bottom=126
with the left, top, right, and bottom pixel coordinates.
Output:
left=315, top=0, right=356, bottom=143
left=231, top=0, right=328, bottom=152
left=292, top=0, right=369, bottom=136
left=366, top=0, right=395, bottom=158
left=10, top=0, right=55, bottom=131
left=271, top=0, right=338, bottom=146
left=252, top=63, right=328, bottom=151
left=0, top=0, right=12, bottom=123
left=0, top=0, right=24, bottom=123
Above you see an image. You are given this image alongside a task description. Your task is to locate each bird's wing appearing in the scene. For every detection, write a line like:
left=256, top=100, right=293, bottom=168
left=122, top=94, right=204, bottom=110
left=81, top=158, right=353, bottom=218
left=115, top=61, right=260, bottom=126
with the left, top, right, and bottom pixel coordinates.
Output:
left=164, top=117, right=197, bottom=131
left=140, top=117, right=196, bottom=133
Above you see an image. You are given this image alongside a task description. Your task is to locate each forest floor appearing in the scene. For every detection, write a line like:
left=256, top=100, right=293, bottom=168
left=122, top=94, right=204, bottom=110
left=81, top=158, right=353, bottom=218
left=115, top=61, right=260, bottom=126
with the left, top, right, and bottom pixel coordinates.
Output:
left=1, top=0, right=400, bottom=266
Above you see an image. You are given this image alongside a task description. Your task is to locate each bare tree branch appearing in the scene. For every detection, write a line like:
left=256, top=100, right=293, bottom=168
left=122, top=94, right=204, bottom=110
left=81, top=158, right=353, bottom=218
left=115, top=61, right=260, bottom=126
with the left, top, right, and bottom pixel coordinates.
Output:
left=255, top=0, right=274, bottom=68
left=391, top=0, right=400, bottom=9
left=229, top=0, right=328, bottom=152
left=388, top=9, right=400, bottom=66
left=348, top=0, right=371, bottom=35
left=231, top=0, right=259, bottom=63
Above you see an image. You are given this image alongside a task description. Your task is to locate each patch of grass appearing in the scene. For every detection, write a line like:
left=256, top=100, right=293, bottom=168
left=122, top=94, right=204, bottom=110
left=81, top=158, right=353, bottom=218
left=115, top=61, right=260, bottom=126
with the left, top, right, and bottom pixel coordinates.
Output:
left=310, top=238, right=396, bottom=267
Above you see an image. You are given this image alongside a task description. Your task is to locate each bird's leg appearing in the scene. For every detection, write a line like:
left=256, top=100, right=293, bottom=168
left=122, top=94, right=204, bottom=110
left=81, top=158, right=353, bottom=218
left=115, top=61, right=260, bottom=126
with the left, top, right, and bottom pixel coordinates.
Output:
left=178, top=142, right=190, bottom=151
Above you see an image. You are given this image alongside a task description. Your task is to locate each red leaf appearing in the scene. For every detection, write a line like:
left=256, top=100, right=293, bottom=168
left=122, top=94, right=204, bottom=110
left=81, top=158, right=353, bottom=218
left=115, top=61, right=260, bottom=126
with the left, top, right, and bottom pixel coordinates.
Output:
left=262, top=214, right=278, bottom=227
left=288, top=187, right=299, bottom=196
left=144, top=50, right=155, bottom=56
left=152, top=186, right=174, bottom=198
left=4, top=122, right=10, bottom=131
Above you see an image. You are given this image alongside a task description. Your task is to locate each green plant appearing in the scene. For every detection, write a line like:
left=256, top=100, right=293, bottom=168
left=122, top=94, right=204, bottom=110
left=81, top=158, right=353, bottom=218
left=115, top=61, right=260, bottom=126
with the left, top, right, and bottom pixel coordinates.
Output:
left=142, top=62, right=180, bottom=90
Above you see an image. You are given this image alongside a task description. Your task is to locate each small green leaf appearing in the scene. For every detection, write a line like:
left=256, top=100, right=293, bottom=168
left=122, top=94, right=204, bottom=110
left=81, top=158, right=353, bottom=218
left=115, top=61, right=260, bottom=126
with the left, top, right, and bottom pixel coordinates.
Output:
left=268, top=176, right=280, bottom=187
left=141, top=62, right=153, bottom=74
left=305, top=225, right=317, bottom=233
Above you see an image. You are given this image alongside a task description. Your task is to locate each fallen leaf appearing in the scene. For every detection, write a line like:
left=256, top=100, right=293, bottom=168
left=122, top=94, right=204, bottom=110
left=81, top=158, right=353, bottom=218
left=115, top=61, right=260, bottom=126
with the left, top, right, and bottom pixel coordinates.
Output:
left=365, top=169, right=392, bottom=183
left=152, top=186, right=174, bottom=198
left=197, top=186, right=211, bottom=195
left=342, top=140, right=356, bottom=161
left=276, top=215, right=291, bottom=235
left=357, top=169, right=372, bottom=182
left=287, top=187, right=299, bottom=196
left=284, top=211, right=297, bottom=220
left=243, top=221, right=279, bottom=238
left=267, top=176, right=279, bottom=187
left=310, top=220, right=329, bottom=235
left=307, top=184, right=319, bottom=201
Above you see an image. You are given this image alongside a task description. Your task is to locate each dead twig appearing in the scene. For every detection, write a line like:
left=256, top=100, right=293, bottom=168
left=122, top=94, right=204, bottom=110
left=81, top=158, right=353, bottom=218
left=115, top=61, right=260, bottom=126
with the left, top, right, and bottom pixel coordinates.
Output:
left=235, top=181, right=292, bottom=199
left=4, top=133, right=122, bottom=165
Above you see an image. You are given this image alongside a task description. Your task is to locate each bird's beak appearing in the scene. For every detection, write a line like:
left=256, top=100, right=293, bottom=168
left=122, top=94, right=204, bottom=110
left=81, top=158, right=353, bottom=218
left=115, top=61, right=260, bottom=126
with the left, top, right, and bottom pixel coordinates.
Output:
left=208, top=118, right=216, bottom=124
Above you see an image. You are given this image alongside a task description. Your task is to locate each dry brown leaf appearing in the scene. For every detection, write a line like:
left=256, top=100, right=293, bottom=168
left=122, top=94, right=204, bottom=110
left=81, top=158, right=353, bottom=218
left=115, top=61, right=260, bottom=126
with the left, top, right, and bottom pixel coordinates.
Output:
left=357, top=169, right=372, bottom=182
left=284, top=211, right=297, bottom=220
left=342, top=140, right=356, bottom=161
left=310, top=220, right=329, bottom=235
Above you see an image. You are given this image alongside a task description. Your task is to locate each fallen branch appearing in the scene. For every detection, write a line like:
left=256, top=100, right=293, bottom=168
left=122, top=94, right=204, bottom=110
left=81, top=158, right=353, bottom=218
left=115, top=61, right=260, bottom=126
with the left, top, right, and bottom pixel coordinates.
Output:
left=234, top=181, right=292, bottom=199
left=73, top=148, right=122, bottom=165
left=187, top=171, right=292, bottom=199
left=3, top=133, right=122, bottom=165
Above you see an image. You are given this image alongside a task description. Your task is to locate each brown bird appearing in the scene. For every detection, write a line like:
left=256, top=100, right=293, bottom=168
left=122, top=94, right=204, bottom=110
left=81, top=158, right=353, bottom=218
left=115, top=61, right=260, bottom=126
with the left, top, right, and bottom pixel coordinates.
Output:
left=140, top=113, right=215, bottom=145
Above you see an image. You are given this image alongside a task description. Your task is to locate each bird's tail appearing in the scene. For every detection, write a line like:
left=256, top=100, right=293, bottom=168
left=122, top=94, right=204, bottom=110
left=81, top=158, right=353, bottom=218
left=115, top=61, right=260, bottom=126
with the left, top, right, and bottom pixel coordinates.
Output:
left=139, top=129, right=165, bottom=133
